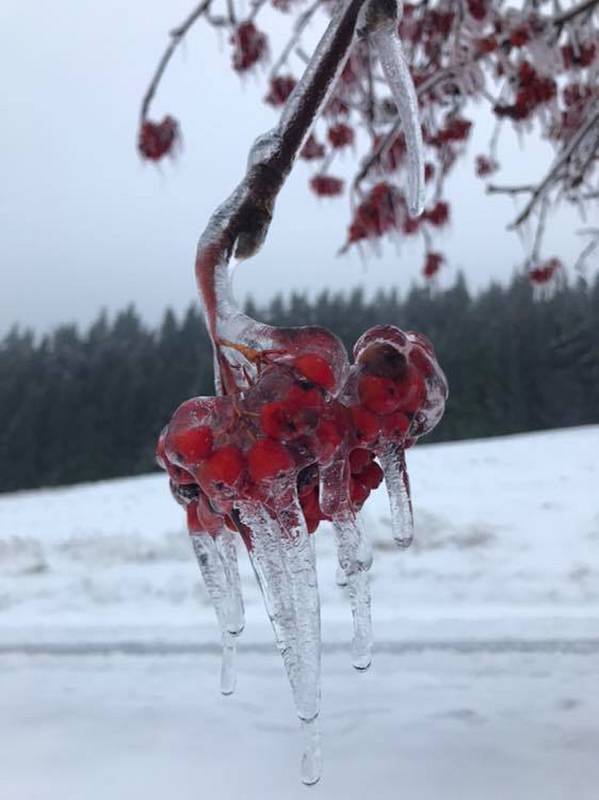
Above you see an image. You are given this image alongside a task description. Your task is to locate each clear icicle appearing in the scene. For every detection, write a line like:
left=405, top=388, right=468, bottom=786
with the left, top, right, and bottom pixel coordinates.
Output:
left=378, top=442, right=414, bottom=548
left=333, top=513, right=373, bottom=670
left=357, top=509, right=373, bottom=572
left=191, top=531, right=242, bottom=695
left=214, top=529, right=245, bottom=637
left=319, top=456, right=373, bottom=668
left=238, top=500, right=322, bottom=785
left=372, top=26, right=425, bottom=216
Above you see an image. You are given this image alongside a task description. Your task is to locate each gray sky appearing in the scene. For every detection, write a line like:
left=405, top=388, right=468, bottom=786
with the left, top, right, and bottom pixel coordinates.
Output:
left=0, top=0, right=584, bottom=337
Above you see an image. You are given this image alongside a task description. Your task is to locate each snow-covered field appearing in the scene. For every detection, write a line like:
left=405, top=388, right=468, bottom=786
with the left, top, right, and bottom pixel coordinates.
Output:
left=1, top=427, right=598, bottom=798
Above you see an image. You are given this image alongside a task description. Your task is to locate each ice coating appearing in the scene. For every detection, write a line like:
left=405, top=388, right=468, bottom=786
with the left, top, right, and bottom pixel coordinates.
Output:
left=238, top=499, right=322, bottom=784
left=190, top=532, right=242, bottom=695
left=158, top=323, right=447, bottom=779
left=156, top=0, right=444, bottom=784
left=371, top=19, right=425, bottom=216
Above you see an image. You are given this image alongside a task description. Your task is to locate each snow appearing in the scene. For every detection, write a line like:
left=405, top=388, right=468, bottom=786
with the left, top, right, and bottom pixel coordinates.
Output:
left=1, top=426, right=598, bottom=797
left=3, top=648, right=599, bottom=799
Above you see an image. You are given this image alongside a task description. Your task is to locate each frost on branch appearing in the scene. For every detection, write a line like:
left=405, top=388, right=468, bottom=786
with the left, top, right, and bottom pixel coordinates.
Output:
left=154, top=0, right=447, bottom=784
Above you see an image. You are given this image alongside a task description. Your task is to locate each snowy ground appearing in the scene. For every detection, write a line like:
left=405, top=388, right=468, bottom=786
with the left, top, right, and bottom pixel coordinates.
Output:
left=1, top=427, right=598, bottom=798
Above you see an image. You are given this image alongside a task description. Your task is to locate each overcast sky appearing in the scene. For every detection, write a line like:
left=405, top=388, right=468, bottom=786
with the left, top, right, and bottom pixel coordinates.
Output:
left=0, top=0, right=585, bottom=338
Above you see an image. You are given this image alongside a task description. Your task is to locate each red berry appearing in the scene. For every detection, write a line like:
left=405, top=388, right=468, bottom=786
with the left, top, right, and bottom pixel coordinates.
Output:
left=138, top=116, right=179, bottom=161
left=172, top=467, right=197, bottom=486
left=315, top=417, right=344, bottom=462
left=423, top=251, right=444, bottom=279
left=265, top=75, right=296, bottom=106
left=195, top=492, right=224, bottom=535
left=167, top=425, right=213, bottom=465
left=300, top=487, right=322, bottom=534
left=286, top=382, right=324, bottom=410
left=409, top=347, right=434, bottom=377
left=360, top=461, right=384, bottom=491
left=382, top=411, right=410, bottom=439
left=186, top=503, right=202, bottom=535
left=310, top=175, right=344, bottom=197
left=349, top=447, right=373, bottom=475
left=350, top=405, right=381, bottom=444
left=293, top=354, right=335, bottom=391
left=248, top=439, right=294, bottom=483
left=358, top=374, right=401, bottom=415
left=350, top=479, right=370, bottom=509
left=260, top=385, right=321, bottom=441
left=231, top=21, right=267, bottom=72
left=300, top=134, right=326, bottom=161
left=327, top=122, right=354, bottom=149
left=260, top=402, right=288, bottom=439
left=395, top=369, right=427, bottom=414
left=203, top=447, right=245, bottom=486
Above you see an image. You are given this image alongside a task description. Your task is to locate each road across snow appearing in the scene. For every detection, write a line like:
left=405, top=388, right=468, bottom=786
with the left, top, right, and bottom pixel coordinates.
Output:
left=1, top=427, right=598, bottom=798
left=3, top=647, right=599, bottom=800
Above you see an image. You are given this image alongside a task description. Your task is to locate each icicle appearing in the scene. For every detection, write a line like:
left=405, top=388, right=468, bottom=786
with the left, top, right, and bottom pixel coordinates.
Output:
left=191, top=532, right=242, bottom=695
left=378, top=441, right=414, bottom=548
left=333, top=513, right=373, bottom=670
left=357, top=509, right=373, bottom=572
left=301, top=716, right=322, bottom=786
left=371, top=25, right=425, bottom=216
left=214, top=528, right=245, bottom=637
left=238, top=500, right=322, bottom=785
left=320, top=456, right=373, bottom=669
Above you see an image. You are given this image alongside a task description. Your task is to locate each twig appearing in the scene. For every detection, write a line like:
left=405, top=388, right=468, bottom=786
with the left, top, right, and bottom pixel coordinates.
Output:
left=553, top=0, right=599, bottom=26
left=270, top=0, right=323, bottom=78
left=573, top=227, right=599, bottom=272
left=140, top=0, right=213, bottom=121
left=509, top=107, right=599, bottom=228
left=486, top=184, right=536, bottom=195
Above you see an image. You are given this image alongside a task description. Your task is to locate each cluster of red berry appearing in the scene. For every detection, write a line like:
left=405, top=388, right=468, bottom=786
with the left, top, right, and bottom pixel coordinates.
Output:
left=347, top=182, right=400, bottom=244
left=422, top=251, right=444, bottom=279
left=231, top=21, right=268, bottom=72
left=300, top=134, right=326, bottom=161
left=157, top=325, right=447, bottom=545
left=494, top=61, right=557, bottom=121
left=561, top=42, right=597, bottom=70
left=425, top=117, right=472, bottom=148
left=400, top=5, right=455, bottom=46
left=138, top=116, right=179, bottom=161
left=264, top=75, right=297, bottom=106
left=466, top=0, right=489, bottom=22
left=327, top=122, right=355, bottom=150
left=346, top=183, right=450, bottom=247
left=475, top=154, right=499, bottom=177
left=529, top=257, right=562, bottom=285
left=552, top=83, right=598, bottom=140
left=310, top=174, right=344, bottom=197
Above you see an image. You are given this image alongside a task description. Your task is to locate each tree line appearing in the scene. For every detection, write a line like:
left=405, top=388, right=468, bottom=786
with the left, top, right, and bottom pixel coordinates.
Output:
left=1, top=272, right=598, bottom=492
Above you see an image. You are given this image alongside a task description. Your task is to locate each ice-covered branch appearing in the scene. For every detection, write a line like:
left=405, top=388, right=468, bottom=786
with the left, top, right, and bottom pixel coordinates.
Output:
left=509, top=107, right=599, bottom=229
left=195, top=0, right=425, bottom=388
left=140, top=0, right=213, bottom=121
left=553, top=0, right=599, bottom=26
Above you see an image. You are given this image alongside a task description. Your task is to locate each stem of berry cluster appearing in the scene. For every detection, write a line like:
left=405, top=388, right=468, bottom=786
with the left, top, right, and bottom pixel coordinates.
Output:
left=194, top=0, right=373, bottom=391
